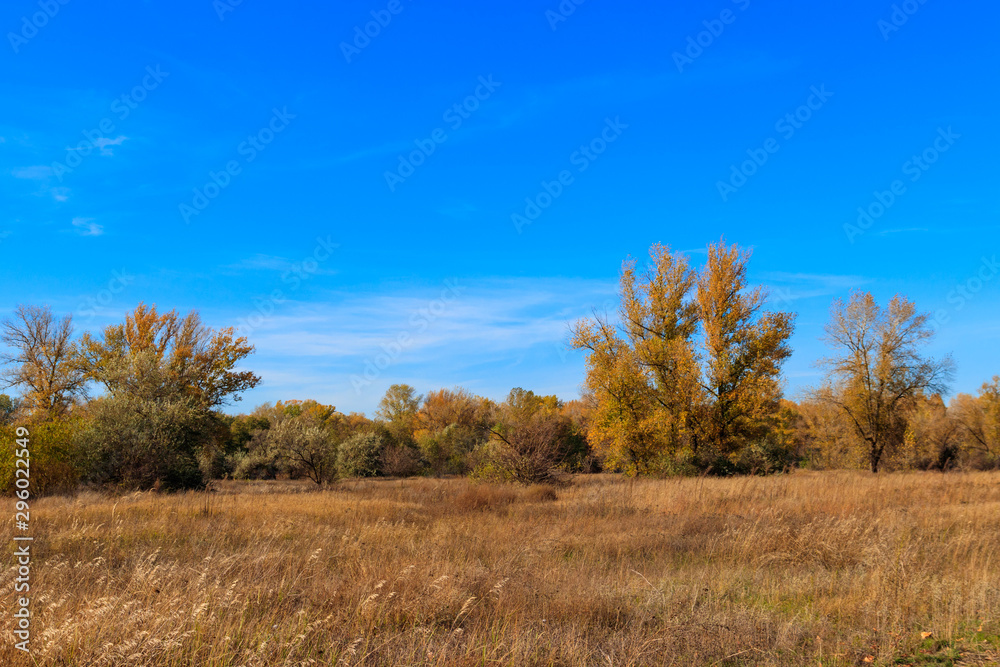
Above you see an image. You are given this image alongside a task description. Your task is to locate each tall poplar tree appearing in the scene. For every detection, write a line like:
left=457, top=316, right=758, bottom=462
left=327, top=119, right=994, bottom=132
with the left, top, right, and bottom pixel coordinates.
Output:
left=572, top=239, right=795, bottom=474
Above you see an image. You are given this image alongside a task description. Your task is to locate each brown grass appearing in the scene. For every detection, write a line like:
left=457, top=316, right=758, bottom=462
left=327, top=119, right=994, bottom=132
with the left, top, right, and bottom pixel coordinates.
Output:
left=3, top=472, right=1000, bottom=666
left=453, top=483, right=517, bottom=512
left=523, top=484, right=558, bottom=503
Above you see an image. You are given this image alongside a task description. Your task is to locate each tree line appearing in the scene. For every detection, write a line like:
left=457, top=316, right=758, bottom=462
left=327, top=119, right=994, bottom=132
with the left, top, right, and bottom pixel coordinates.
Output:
left=2, top=239, right=998, bottom=494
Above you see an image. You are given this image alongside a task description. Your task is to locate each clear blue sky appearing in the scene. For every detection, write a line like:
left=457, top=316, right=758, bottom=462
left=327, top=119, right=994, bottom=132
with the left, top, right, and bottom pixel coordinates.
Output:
left=2, top=0, right=998, bottom=414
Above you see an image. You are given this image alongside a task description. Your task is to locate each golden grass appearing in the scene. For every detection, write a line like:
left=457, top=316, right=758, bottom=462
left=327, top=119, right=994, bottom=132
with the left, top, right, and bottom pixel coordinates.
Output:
left=3, top=472, right=1000, bottom=666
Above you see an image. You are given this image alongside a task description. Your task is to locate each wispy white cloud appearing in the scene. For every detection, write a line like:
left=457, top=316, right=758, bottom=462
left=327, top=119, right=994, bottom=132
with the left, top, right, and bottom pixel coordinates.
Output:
left=11, top=165, right=70, bottom=201
left=224, top=254, right=296, bottom=272
left=71, top=217, right=104, bottom=236
left=878, top=227, right=928, bottom=236
left=760, top=272, right=870, bottom=305
left=12, top=165, right=52, bottom=180
left=86, top=135, right=128, bottom=156
left=220, top=253, right=338, bottom=276
left=242, top=278, right=614, bottom=358
left=220, top=277, right=613, bottom=412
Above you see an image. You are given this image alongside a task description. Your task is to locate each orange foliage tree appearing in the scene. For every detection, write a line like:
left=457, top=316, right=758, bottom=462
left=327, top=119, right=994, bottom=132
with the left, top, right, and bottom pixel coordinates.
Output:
left=572, top=240, right=794, bottom=474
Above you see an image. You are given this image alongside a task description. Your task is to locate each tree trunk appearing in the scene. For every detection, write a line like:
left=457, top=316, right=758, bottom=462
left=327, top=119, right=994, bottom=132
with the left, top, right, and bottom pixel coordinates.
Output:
left=869, top=444, right=881, bottom=473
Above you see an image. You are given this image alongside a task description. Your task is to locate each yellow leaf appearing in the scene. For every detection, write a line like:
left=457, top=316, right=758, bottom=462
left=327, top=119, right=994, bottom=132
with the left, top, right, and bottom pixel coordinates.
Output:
left=920, top=631, right=933, bottom=639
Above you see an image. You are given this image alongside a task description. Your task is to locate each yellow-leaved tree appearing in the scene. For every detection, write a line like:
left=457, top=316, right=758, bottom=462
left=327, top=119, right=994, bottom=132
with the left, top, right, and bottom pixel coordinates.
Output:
left=814, top=291, right=953, bottom=473
left=696, top=242, right=795, bottom=462
left=1, top=304, right=87, bottom=420
left=571, top=239, right=795, bottom=475
left=77, top=302, right=260, bottom=408
left=951, top=376, right=1000, bottom=468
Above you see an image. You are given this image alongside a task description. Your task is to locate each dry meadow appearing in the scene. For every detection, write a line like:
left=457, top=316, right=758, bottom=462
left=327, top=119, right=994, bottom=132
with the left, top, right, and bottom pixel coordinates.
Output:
left=3, top=472, right=1000, bottom=666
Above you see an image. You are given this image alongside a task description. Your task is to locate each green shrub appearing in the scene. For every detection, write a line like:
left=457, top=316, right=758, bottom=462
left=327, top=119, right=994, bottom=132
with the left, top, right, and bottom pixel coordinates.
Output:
left=253, top=416, right=337, bottom=484
left=418, top=424, right=480, bottom=475
left=336, top=431, right=385, bottom=478
left=0, top=420, right=82, bottom=496
left=76, top=395, right=210, bottom=491
left=230, top=449, right=281, bottom=480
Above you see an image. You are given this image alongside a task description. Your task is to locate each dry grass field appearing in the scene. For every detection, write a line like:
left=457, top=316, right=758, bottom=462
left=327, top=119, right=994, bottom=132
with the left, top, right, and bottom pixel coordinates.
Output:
left=3, top=472, right=1000, bottom=666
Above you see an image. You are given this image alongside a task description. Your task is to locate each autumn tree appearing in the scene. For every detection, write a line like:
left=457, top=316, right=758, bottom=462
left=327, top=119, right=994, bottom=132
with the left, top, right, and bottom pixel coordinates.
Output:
left=376, top=384, right=421, bottom=443
left=415, top=388, right=491, bottom=475
left=75, top=303, right=262, bottom=490
left=951, top=377, right=1000, bottom=468
left=1, top=305, right=87, bottom=419
left=696, top=242, right=795, bottom=461
left=572, top=240, right=794, bottom=475
left=559, top=397, right=596, bottom=471
left=815, top=291, right=953, bottom=473
left=791, top=397, right=864, bottom=469
left=0, top=394, right=18, bottom=425
left=416, top=388, right=486, bottom=434
left=77, top=303, right=260, bottom=407
left=571, top=244, right=701, bottom=473
left=376, top=383, right=422, bottom=423
left=895, top=393, right=960, bottom=470
left=327, top=410, right=376, bottom=449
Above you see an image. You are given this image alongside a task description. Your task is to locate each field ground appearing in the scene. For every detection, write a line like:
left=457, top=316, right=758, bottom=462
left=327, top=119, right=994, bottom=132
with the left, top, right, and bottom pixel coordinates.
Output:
left=2, top=472, right=1000, bottom=666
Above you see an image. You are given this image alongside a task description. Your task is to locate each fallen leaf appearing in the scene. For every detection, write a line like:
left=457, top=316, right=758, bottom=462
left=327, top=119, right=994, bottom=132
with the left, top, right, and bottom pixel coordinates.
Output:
left=921, top=631, right=933, bottom=639
left=863, top=657, right=875, bottom=663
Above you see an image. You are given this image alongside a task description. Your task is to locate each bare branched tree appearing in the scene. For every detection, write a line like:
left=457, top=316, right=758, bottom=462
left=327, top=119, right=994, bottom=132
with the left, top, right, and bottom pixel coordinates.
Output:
left=487, top=392, right=573, bottom=485
left=0, top=304, right=87, bottom=419
left=815, top=291, right=953, bottom=472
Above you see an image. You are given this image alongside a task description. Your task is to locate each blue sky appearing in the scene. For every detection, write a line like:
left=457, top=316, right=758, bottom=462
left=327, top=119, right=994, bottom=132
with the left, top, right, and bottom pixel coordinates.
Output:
left=2, top=0, right=998, bottom=414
